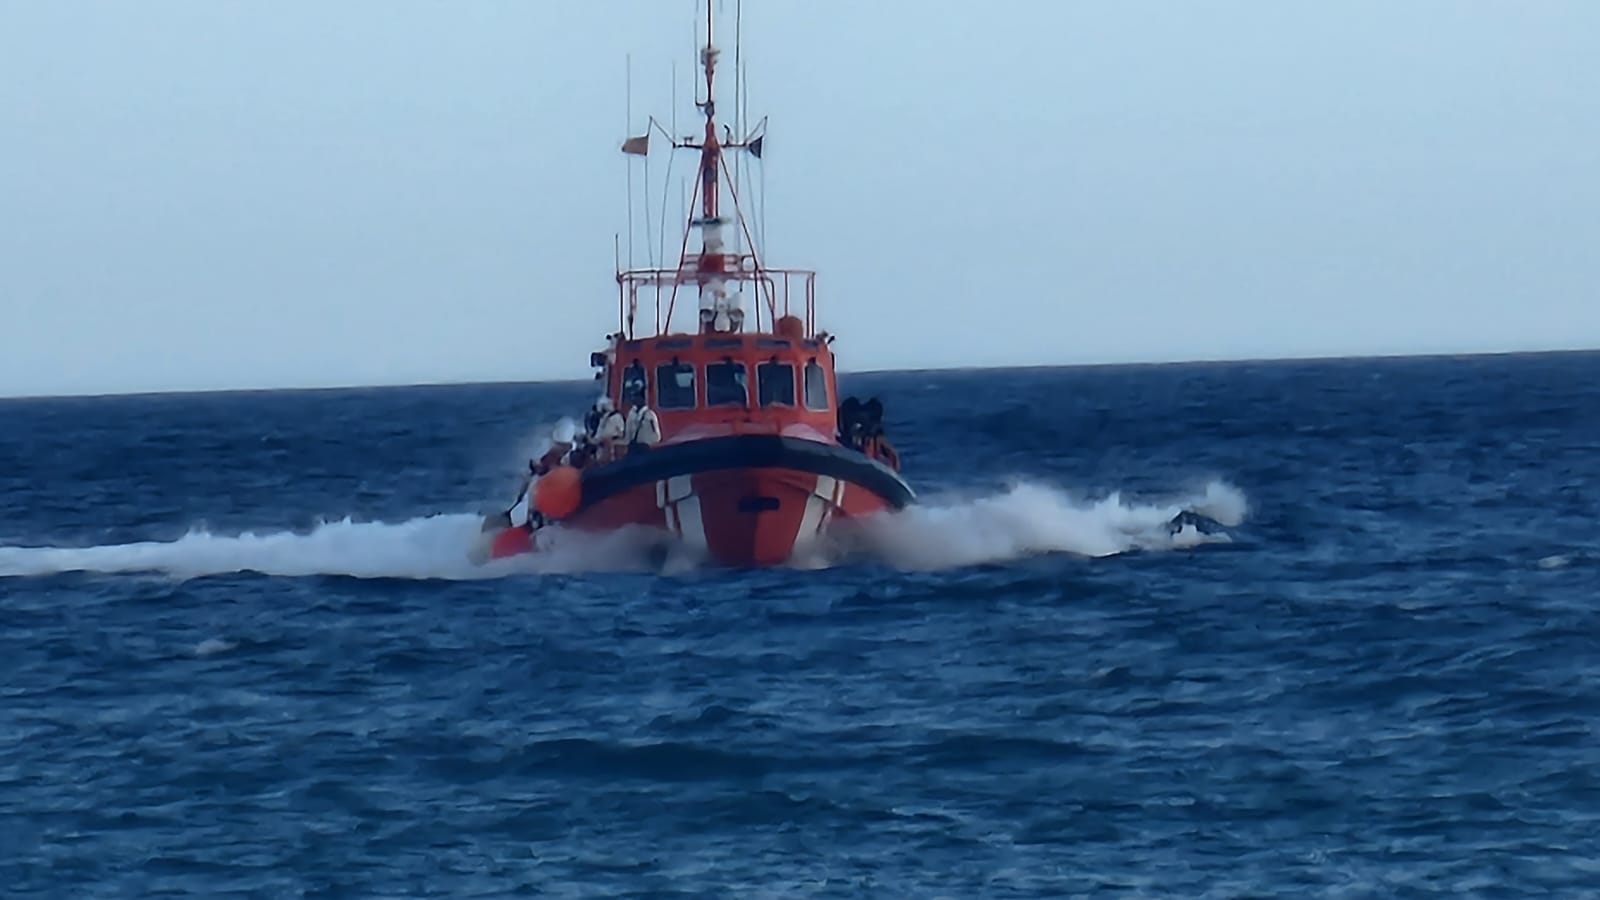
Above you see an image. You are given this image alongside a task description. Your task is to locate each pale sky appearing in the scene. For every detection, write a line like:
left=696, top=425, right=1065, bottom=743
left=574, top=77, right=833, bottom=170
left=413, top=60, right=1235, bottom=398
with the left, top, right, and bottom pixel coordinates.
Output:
left=2, top=1, right=1596, bottom=398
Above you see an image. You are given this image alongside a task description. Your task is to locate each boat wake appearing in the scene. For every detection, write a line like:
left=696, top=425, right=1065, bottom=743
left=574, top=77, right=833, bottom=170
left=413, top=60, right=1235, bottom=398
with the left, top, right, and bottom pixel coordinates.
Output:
left=0, top=515, right=502, bottom=581
left=0, top=480, right=1246, bottom=580
left=806, top=478, right=1246, bottom=571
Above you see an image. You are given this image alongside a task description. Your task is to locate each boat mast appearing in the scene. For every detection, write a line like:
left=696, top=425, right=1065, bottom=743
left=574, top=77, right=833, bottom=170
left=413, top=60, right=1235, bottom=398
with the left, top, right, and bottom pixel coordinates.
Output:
left=692, top=1, right=741, bottom=334
left=616, top=1, right=805, bottom=340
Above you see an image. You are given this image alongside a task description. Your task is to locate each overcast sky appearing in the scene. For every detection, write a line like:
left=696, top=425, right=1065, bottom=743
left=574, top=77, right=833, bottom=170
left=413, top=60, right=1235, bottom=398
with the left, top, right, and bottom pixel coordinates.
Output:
left=2, top=1, right=1596, bottom=397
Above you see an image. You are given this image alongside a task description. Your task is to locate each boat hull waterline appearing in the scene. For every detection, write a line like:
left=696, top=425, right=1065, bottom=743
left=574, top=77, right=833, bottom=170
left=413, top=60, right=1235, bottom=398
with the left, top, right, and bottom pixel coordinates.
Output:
left=480, top=435, right=912, bottom=568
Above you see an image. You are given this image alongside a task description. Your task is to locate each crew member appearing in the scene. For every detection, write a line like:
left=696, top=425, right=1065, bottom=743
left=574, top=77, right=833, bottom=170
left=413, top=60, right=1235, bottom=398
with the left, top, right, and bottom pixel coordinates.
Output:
left=865, top=398, right=900, bottom=471
left=837, top=397, right=864, bottom=450
left=588, top=396, right=625, bottom=463
left=624, top=392, right=661, bottom=454
left=516, top=425, right=576, bottom=530
left=863, top=429, right=901, bottom=471
left=565, top=434, right=595, bottom=469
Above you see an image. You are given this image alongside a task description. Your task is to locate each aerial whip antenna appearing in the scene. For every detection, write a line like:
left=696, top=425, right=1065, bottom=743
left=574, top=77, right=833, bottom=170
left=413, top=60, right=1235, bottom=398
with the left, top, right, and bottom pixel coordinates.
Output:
left=625, top=53, right=634, bottom=270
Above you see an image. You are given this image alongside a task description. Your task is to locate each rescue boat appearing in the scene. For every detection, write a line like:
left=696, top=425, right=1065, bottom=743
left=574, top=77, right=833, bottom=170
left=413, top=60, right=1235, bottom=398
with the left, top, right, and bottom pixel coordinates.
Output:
left=478, top=3, right=913, bottom=567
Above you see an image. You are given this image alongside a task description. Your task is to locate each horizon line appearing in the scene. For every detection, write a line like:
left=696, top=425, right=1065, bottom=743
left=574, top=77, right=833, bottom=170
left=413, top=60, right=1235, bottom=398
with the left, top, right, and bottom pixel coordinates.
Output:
left=3, top=345, right=1595, bottom=402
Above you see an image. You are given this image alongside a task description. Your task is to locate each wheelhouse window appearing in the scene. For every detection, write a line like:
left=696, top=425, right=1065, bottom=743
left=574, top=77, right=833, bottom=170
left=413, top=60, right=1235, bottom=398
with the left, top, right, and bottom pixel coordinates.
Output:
left=803, top=360, right=829, bottom=410
left=758, top=361, right=796, bottom=407
left=621, top=360, right=647, bottom=404
left=656, top=361, right=696, bottom=409
left=706, top=360, right=749, bottom=407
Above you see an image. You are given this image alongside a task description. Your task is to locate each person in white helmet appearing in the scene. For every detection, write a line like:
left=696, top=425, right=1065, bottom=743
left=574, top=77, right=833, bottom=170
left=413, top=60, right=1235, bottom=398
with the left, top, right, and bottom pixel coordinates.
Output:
left=586, top=395, right=624, bottom=464
left=505, top=420, right=577, bottom=530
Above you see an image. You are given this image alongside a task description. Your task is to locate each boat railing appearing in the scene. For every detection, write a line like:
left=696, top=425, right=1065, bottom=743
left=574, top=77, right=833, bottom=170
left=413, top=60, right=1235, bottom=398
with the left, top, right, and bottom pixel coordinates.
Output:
left=617, top=258, right=816, bottom=339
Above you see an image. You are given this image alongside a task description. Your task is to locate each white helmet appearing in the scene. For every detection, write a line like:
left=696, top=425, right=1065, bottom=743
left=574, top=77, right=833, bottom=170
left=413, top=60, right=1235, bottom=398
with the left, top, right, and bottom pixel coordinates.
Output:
left=596, top=395, right=614, bottom=412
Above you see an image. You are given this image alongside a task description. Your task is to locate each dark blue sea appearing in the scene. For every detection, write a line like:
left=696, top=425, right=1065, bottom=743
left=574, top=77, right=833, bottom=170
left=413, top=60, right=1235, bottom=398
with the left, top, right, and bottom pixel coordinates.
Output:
left=3, top=353, right=1598, bottom=897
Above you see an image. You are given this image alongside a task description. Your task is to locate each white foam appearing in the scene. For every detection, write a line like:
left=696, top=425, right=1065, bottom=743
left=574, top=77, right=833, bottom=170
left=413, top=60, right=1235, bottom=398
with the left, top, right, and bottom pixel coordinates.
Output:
left=0, top=514, right=657, bottom=581
left=0, top=514, right=482, bottom=580
left=194, top=638, right=236, bottom=657
left=831, top=478, right=1244, bottom=571
left=1187, top=478, right=1250, bottom=528
left=0, top=480, right=1246, bottom=580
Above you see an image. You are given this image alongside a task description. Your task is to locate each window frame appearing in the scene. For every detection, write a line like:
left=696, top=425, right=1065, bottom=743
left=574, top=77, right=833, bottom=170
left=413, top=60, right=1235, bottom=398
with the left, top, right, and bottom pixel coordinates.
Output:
left=757, top=360, right=797, bottom=408
left=655, top=360, right=698, bottom=410
left=803, top=359, right=830, bottom=411
left=705, top=359, right=750, bottom=408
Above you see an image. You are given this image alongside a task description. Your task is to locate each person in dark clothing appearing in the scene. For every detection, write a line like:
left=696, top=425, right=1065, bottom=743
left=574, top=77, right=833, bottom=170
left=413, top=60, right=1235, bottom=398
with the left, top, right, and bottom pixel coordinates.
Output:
left=837, top=397, right=863, bottom=450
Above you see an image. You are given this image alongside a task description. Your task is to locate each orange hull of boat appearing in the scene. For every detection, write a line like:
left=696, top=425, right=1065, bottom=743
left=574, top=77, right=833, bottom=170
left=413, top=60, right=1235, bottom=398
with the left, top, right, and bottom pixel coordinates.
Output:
left=572, top=465, right=890, bottom=567
left=489, top=526, right=534, bottom=558
left=485, top=464, right=893, bottom=568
